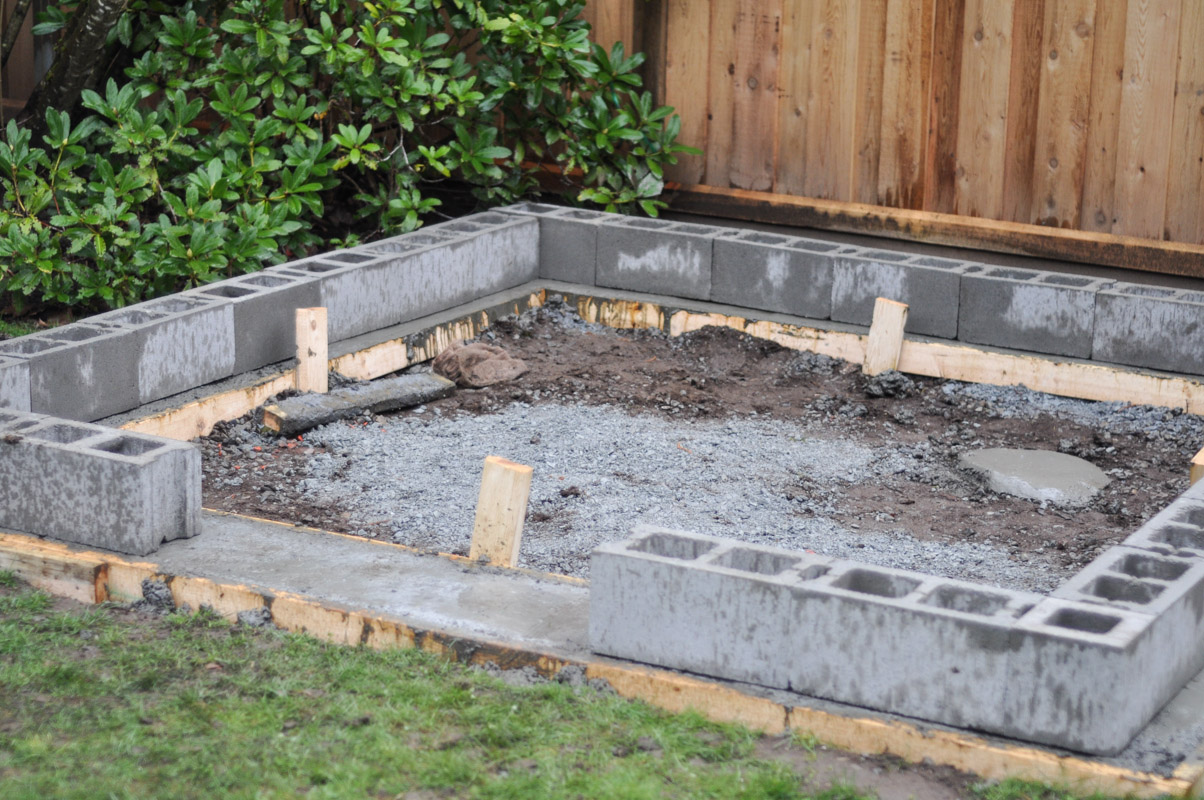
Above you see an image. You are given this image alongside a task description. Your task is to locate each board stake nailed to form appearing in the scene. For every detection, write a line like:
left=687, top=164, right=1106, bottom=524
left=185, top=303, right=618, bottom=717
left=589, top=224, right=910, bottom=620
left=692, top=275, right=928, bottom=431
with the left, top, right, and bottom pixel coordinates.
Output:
left=295, top=307, right=329, bottom=394
left=470, top=456, right=534, bottom=568
left=863, top=298, right=909, bottom=377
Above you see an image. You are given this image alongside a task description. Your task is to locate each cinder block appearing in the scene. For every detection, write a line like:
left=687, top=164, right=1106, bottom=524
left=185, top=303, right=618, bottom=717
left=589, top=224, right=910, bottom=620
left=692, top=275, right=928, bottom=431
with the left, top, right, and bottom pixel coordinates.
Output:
left=1120, top=487, right=1204, bottom=560
left=958, top=267, right=1110, bottom=358
left=786, top=564, right=1039, bottom=733
left=0, top=411, right=200, bottom=555
left=499, top=204, right=610, bottom=285
left=590, top=527, right=830, bottom=689
left=831, top=250, right=969, bottom=338
left=596, top=217, right=717, bottom=300
left=93, top=295, right=236, bottom=405
left=711, top=230, right=835, bottom=319
left=1092, top=283, right=1204, bottom=374
left=0, top=355, right=31, bottom=411
left=186, top=271, right=323, bottom=372
left=1002, top=599, right=1162, bottom=754
left=0, top=322, right=139, bottom=420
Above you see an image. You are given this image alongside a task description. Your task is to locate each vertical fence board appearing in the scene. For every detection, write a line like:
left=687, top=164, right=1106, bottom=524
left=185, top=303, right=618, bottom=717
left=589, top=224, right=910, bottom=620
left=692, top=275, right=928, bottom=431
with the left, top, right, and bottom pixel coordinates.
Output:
left=922, top=0, right=966, bottom=212
left=1000, top=0, right=1045, bottom=223
left=803, top=0, right=861, bottom=199
left=852, top=0, right=888, bottom=204
left=1113, top=0, right=1181, bottom=239
left=662, top=0, right=711, bottom=184
left=954, top=0, right=1016, bottom=218
left=1030, top=0, right=1098, bottom=229
left=582, top=0, right=636, bottom=54
left=1079, top=0, right=1128, bottom=232
left=877, top=0, right=932, bottom=208
left=1164, top=0, right=1204, bottom=243
left=728, top=0, right=783, bottom=191
left=706, top=0, right=740, bottom=187
left=774, top=0, right=816, bottom=195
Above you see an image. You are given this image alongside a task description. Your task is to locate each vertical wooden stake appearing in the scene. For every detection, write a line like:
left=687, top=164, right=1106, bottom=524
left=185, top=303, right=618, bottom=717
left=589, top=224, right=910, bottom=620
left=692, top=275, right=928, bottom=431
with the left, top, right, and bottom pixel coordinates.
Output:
left=1190, top=446, right=1204, bottom=486
left=863, top=298, right=909, bottom=376
left=470, top=456, right=533, bottom=568
left=295, top=307, right=328, bottom=394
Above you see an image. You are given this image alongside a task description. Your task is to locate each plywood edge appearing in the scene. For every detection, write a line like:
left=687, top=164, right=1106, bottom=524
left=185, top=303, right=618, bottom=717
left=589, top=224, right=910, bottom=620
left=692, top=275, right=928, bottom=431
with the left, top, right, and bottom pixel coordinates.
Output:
left=667, top=183, right=1204, bottom=278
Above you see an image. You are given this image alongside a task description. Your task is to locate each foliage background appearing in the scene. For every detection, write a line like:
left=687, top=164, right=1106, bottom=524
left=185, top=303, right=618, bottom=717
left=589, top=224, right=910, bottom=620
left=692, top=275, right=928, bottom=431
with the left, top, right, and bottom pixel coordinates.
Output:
left=0, top=0, right=694, bottom=313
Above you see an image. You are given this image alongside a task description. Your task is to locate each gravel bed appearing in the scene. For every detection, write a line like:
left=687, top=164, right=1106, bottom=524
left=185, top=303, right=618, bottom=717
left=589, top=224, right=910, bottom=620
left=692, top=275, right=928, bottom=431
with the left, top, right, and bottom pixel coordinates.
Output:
left=301, top=402, right=1080, bottom=593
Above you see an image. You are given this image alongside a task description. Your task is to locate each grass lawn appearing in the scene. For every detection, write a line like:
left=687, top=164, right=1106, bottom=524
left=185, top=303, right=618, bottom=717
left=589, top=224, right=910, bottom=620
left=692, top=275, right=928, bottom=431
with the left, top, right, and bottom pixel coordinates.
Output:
left=0, top=572, right=1141, bottom=799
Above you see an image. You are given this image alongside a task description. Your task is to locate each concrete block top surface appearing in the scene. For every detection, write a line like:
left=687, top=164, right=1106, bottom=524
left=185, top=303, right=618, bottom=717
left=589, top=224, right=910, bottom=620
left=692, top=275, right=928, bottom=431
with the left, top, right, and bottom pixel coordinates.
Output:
left=1053, top=545, right=1204, bottom=616
left=0, top=409, right=196, bottom=461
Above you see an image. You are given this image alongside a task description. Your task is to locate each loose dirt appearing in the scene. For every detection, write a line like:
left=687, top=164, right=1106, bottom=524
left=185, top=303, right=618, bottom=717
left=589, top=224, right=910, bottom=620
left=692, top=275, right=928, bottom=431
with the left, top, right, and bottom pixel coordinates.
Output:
left=200, top=299, right=1201, bottom=583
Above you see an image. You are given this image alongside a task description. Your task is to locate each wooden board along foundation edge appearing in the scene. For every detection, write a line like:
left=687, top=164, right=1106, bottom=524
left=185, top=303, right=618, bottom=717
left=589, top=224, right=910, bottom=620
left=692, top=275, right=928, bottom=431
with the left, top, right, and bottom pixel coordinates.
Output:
left=0, top=530, right=1195, bottom=800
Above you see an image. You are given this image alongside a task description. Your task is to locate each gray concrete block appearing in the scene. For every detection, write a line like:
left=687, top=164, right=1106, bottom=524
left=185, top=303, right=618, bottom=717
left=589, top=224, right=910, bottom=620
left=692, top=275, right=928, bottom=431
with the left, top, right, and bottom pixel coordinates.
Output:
left=711, top=230, right=835, bottom=319
left=958, top=267, right=1110, bottom=358
left=596, top=217, right=716, bottom=300
left=830, top=250, right=969, bottom=338
left=1120, top=483, right=1204, bottom=560
left=1002, top=599, right=1163, bottom=754
left=1092, top=283, right=1204, bottom=375
left=93, top=295, right=236, bottom=405
left=496, top=202, right=611, bottom=285
left=0, top=355, right=31, bottom=411
left=0, top=411, right=200, bottom=555
left=0, top=322, right=139, bottom=420
left=186, top=270, right=323, bottom=373
left=590, top=527, right=830, bottom=689
left=787, top=563, right=1038, bottom=733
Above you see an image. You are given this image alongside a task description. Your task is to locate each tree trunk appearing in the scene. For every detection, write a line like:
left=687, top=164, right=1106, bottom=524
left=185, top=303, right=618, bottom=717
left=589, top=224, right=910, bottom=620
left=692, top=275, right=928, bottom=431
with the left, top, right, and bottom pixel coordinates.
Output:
left=1, top=0, right=35, bottom=69
left=21, top=0, right=129, bottom=133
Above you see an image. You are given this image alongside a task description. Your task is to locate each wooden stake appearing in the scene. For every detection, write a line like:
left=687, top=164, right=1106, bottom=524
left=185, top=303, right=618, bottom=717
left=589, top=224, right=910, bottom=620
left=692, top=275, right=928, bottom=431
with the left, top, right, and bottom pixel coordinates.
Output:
left=1191, top=447, right=1204, bottom=486
left=863, top=298, right=909, bottom=376
left=295, top=307, right=328, bottom=394
left=470, top=456, right=533, bottom=568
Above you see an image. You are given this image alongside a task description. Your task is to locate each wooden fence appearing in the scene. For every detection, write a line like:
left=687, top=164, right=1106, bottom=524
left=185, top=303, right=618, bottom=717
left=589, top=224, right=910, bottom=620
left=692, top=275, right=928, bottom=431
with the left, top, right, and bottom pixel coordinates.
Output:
left=588, top=0, right=1204, bottom=249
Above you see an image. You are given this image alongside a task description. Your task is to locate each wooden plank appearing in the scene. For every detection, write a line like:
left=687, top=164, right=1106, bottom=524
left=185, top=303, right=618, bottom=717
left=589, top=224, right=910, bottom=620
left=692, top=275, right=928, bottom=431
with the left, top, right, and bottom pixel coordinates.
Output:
left=728, top=0, right=783, bottom=191
left=1191, top=446, right=1204, bottom=486
left=877, top=0, right=933, bottom=208
left=852, top=0, right=888, bottom=205
left=295, top=307, right=328, bottom=394
left=999, top=0, right=1045, bottom=223
left=705, top=0, right=740, bottom=186
left=802, top=0, right=861, bottom=200
left=774, top=0, right=816, bottom=195
left=121, top=373, right=296, bottom=441
left=668, top=182, right=1204, bottom=278
left=469, top=456, right=534, bottom=568
left=1164, top=0, right=1204, bottom=243
left=1079, top=0, right=1128, bottom=233
left=0, top=535, right=106, bottom=604
left=863, top=298, right=909, bottom=375
left=922, top=0, right=965, bottom=213
left=953, top=0, right=1016, bottom=218
left=1030, top=0, right=1098, bottom=229
left=1112, top=0, right=1182, bottom=239
left=581, top=0, right=635, bottom=53
left=662, top=0, right=711, bottom=184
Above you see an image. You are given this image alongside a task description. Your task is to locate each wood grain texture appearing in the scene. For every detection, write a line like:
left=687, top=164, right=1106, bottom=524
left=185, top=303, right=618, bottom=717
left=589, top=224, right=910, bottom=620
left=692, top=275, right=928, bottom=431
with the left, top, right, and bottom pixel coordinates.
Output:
left=878, top=0, right=933, bottom=208
left=581, top=0, right=635, bottom=53
left=1164, top=0, right=1204, bottom=243
left=705, top=0, right=740, bottom=186
left=1030, top=0, right=1098, bottom=229
left=1079, top=0, right=1128, bottom=232
left=922, top=0, right=965, bottom=212
left=470, top=456, right=534, bottom=568
left=294, top=307, right=328, bottom=394
left=662, top=0, right=711, bottom=184
left=774, top=0, right=817, bottom=194
left=954, top=0, right=1016, bottom=218
left=728, top=0, right=783, bottom=191
left=1112, top=0, right=1182, bottom=238
left=852, top=0, right=888, bottom=204
left=1000, top=0, right=1045, bottom=223
left=803, top=0, right=861, bottom=199
left=864, top=298, right=909, bottom=375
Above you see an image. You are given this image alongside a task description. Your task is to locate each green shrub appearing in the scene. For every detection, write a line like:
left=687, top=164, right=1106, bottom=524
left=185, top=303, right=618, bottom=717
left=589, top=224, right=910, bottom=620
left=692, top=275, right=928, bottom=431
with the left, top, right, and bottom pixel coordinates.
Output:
left=0, top=0, right=697, bottom=312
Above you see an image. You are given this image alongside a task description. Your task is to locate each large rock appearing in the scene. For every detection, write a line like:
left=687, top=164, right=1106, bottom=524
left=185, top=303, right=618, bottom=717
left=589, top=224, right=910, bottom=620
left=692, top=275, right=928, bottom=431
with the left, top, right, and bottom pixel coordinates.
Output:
left=959, top=448, right=1110, bottom=508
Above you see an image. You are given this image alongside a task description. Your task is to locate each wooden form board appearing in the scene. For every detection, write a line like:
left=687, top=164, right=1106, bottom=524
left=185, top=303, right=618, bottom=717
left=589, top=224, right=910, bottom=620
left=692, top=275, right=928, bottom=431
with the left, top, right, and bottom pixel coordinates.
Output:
left=0, top=528, right=1197, bottom=798
left=469, top=456, right=534, bottom=568
left=624, top=0, right=1204, bottom=247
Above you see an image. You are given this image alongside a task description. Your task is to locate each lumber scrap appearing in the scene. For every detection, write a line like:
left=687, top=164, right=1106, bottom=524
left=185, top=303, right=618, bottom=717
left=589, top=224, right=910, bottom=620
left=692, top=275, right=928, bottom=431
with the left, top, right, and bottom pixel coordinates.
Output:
left=470, top=456, right=533, bottom=568
left=295, top=307, right=329, bottom=394
left=863, top=297, right=909, bottom=376
left=262, top=373, right=455, bottom=436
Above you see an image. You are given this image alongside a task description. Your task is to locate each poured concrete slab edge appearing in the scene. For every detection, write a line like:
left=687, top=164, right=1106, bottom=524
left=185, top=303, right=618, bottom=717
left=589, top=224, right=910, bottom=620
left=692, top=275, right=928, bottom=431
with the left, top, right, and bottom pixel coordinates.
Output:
left=0, top=526, right=1194, bottom=800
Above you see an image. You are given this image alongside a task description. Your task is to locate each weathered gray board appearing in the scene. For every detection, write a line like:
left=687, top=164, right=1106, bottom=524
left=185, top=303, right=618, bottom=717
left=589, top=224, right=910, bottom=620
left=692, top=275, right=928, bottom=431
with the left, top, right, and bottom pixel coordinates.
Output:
left=2, top=203, right=1204, bottom=756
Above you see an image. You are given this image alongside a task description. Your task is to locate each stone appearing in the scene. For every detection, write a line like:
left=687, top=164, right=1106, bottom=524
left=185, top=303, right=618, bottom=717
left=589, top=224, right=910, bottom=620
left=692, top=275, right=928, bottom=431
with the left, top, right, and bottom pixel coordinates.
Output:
left=959, top=448, right=1110, bottom=507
